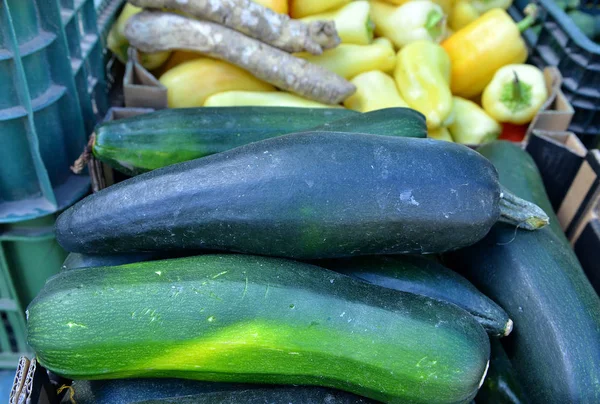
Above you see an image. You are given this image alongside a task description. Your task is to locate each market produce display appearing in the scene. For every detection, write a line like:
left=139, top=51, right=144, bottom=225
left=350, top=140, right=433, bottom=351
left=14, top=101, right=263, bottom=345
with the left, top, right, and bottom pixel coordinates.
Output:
left=23, top=1, right=600, bottom=403
left=100, top=0, right=550, bottom=146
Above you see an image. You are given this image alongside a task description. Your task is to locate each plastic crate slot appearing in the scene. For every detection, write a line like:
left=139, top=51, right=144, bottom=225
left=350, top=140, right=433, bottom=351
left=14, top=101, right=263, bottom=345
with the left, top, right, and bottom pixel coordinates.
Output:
left=30, top=85, right=66, bottom=114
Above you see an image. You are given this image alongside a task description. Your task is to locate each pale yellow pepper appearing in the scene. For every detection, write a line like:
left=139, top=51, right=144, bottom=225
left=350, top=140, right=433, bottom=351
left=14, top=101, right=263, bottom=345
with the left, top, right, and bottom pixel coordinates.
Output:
left=204, top=91, right=334, bottom=108
left=371, top=0, right=447, bottom=48
left=301, top=2, right=374, bottom=45
left=297, top=38, right=396, bottom=79
left=107, top=3, right=170, bottom=70
left=290, top=0, right=351, bottom=18
left=482, top=64, right=548, bottom=125
left=376, top=0, right=454, bottom=14
left=344, top=70, right=409, bottom=112
left=448, top=96, right=501, bottom=144
left=428, top=127, right=454, bottom=142
left=394, top=41, right=453, bottom=129
left=159, top=59, right=275, bottom=108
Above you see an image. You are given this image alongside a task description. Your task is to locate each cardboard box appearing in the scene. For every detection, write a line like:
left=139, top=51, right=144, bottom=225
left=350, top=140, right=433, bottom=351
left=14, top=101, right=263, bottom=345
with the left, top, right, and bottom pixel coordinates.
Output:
left=523, top=67, right=574, bottom=141
left=123, top=49, right=168, bottom=109
left=560, top=150, right=600, bottom=241
left=9, top=357, right=56, bottom=404
left=525, top=131, right=587, bottom=212
left=573, top=217, right=600, bottom=295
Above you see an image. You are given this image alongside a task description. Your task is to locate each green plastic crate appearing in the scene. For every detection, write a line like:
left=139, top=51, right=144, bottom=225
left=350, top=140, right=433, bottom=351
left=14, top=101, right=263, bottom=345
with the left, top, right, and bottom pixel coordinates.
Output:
left=0, top=215, right=68, bottom=368
left=0, top=0, right=113, bottom=223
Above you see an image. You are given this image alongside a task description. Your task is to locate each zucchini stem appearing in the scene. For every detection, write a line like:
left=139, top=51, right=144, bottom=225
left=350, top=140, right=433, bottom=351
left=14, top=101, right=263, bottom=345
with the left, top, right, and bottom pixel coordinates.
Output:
left=71, top=133, right=96, bottom=175
left=498, top=186, right=549, bottom=230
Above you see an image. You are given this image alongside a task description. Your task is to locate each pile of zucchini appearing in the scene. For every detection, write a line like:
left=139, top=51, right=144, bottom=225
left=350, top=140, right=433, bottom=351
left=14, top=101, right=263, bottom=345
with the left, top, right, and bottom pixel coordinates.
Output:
left=28, top=107, right=600, bottom=403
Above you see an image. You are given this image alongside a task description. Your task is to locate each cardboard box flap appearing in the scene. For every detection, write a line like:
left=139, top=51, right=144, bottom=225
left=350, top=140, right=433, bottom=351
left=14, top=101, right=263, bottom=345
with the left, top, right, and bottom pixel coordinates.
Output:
left=9, top=356, right=30, bottom=404
left=524, top=67, right=574, bottom=140
left=559, top=150, right=600, bottom=242
left=573, top=219, right=600, bottom=295
left=124, top=48, right=168, bottom=109
left=525, top=130, right=587, bottom=212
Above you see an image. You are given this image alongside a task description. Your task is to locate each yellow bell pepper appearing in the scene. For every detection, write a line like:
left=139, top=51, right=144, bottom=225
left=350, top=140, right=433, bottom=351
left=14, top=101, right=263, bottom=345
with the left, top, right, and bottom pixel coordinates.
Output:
left=297, top=38, right=396, bottom=79
left=449, top=0, right=480, bottom=31
left=159, top=59, right=275, bottom=108
left=371, top=0, right=447, bottom=48
left=106, top=3, right=170, bottom=70
left=301, top=2, right=373, bottom=45
left=204, top=91, right=334, bottom=108
left=343, top=70, right=409, bottom=112
left=482, top=64, right=548, bottom=125
left=448, top=96, right=501, bottom=144
left=442, top=6, right=537, bottom=98
left=394, top=40, right=453, bottom=130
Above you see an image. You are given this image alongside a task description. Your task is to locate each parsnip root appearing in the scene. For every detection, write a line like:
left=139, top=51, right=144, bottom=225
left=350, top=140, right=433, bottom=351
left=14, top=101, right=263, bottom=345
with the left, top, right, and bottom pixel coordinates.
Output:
left=124, top=11, right=355, bottom=104
left=128, top=0, right=340, bottom=55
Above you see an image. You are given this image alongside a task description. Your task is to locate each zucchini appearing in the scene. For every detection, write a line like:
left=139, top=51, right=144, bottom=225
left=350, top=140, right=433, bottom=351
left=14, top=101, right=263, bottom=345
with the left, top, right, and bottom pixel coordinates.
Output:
left=57, top=132, right=548, bottom=258
left=71, top=379, right=375, bottom=404
left=94, top=107, right=426, bottom=176
left=316, top=255, right=512, bottom=337
left=476, top=339, right=529, bottom=404
left=445, top=141, right=600, bottom=403
left=28, top=254, right=490, bottom=403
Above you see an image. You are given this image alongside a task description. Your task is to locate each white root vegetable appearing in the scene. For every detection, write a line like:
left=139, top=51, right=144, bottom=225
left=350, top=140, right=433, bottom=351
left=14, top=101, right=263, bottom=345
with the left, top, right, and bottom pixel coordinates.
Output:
left=128, top=0, right=340, bottom=55
left=124, top=11, right=356, bottom=104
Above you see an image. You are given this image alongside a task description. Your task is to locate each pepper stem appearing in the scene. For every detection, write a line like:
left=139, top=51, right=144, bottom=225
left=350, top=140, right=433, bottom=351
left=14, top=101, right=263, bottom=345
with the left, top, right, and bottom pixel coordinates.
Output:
left=425, top=9, right=445, bottom=40
left=512, top=71, right=523, bottom=101
left=516, top=4, right=538, bottom=32
left=498, top=186, right=549, bottom=230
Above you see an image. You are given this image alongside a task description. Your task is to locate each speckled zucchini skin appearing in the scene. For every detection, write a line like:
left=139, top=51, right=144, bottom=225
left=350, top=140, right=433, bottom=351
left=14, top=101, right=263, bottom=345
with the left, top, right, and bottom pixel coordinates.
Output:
left=57, top=132, right=501, bottom=258
left=27, top=254, right=489, bottom=403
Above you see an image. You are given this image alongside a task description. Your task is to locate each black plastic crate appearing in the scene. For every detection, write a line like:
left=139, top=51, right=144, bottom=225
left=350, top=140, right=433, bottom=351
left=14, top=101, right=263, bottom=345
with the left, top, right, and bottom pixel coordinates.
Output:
left=510, top=0, right=600, bottom=146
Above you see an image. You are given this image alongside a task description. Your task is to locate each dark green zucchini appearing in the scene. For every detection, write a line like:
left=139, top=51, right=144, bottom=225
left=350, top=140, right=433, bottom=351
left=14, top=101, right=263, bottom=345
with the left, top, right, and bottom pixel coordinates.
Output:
left=316, top=255, right=512, bottom=337
left=445, top=141, right=600, bottom=403
left=71, top=379, right=375, bottom=404
left=57, top=132, right=548, bottom=258
left=28, top=254, right=490, bottom=403
left=94, top=107, right=426, bottom=175
left=476, top=339, right=529, bottom=404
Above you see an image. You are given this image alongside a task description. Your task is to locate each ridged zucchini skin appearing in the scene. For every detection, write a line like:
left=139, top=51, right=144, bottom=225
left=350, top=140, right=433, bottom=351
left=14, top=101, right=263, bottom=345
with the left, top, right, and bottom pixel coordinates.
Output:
left=94, top=107, right=426, bottom=176
left=446, top=141, right=600, bottom=403
left=71, top=379, right=375, bottom=404
left=316, top=255, right=512, bottom=337
left=27, top=254, right=490, bottom=404
left=57, top=132, right=501, bottom=258
left=476, top=340, right=529, bottom=404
